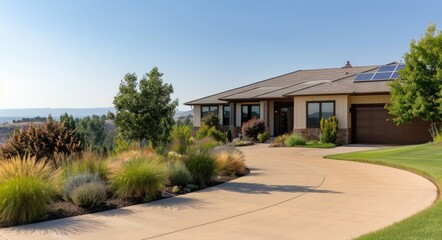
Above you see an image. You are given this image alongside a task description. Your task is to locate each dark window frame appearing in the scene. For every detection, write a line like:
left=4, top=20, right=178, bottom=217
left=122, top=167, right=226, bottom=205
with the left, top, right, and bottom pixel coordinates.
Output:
left=241, top=104, right=260, bottom=124
left=222, top=105, right=230, bottom=126
left=306, top=101, right=336, bottom=128
left=201, top=105, right=219, bottom=119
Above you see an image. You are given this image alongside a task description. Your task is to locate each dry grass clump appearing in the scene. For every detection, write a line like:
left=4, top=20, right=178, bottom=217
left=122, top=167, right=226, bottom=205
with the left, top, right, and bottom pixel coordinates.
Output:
left=213, top=148, right=248, bottom=176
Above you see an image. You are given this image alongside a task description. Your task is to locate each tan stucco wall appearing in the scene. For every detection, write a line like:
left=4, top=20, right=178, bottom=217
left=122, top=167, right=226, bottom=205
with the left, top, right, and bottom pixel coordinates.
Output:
left=193, top=105, right=201, bottom=127
left=293, top=95, right=350, bottom=129
left=350, top=95, right=390, bottom=105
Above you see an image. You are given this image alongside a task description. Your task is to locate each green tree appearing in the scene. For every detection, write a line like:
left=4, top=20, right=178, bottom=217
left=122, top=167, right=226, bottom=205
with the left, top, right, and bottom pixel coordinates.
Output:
left=60, top=113, right=76, bottom=130
left=113, top=67, right=178, bottom=149
left=386, top=24, right=442, bottom=125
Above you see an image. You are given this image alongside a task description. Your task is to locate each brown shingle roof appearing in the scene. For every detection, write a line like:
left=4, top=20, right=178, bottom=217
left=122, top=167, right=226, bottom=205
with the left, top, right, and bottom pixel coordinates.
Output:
left=185, top=65, right=383, bottom=105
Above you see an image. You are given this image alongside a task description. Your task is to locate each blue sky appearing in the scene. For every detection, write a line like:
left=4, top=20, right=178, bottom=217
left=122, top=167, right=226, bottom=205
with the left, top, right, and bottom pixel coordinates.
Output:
left=0, top=0, right=441, bottom=111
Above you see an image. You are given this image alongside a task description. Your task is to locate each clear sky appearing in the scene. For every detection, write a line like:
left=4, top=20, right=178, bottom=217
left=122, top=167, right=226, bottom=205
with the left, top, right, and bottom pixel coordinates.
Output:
left=1, top=0, right=441, bottom=111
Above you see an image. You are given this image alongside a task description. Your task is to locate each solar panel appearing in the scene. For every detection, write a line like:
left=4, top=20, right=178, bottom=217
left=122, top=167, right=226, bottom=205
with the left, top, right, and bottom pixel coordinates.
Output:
left=395, top=64, right=405, bottom=71
left=390, top=72, right=400, bottom=79
left=372, top=72, right=393, bottom=80
left=378, top=65, right=397, bottom=72
left=354, top=63, right=405, bottom=82
left=354, top=73, right=374, bottom=81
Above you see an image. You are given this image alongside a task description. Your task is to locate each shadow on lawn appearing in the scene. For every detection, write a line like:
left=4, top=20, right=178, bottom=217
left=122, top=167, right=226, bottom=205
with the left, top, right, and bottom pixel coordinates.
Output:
left=206, top=182, right=341, bottom=195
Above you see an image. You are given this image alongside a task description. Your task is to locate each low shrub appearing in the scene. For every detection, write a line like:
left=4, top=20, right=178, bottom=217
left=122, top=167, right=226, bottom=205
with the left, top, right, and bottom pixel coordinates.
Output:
left=201, top=112, right=220, bottom=128
left=320, top=116, right=338, bottom=144
left=0, top=156, right=56, bottom=225
left=169, top=161, right=191, bottom=185
left=196, top=125, right=226, bottom=143
left=269, top=134, right=289, bottom=147
left=241, top=117, right=265, bottom=141
left=63, top=172, right=102, bottom=201
left=184, top=152, right=218, bottom=188
left=70, top=182, right=107, bottom=208
left=257, top=130, right=270, bottom=143
left=230, top=138, right=253, bottom=147
left=213, top=149, right=247, bottom=176
left=189, top=137, right=221, bottom=153
left=111, top=155, right=169, bottom=199
left=285, top=134, right=306, bottom=147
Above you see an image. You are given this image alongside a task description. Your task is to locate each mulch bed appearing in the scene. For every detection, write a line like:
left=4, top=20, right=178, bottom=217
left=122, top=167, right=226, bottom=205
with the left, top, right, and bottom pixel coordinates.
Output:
left=1, top=169, right=250, bottom=228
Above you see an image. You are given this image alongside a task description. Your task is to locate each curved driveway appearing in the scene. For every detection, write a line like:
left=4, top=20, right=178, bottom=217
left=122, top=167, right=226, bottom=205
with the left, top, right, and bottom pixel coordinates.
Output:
left=0, top=144, right=437, bottom=240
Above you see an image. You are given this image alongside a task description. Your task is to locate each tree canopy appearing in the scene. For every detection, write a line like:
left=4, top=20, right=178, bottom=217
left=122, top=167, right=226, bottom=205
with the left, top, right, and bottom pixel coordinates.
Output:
left=113, top=67, right=178, bottom=148
left=386, top=24, right=442, bottom=124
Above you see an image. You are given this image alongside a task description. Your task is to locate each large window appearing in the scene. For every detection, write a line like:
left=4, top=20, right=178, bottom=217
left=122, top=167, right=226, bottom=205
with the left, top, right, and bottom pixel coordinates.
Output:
left=223, top=105, right=230, bottom=126
left=307, top=101, right=335, bottom=128
left=241, top=104, right=260, bottom=124
left=201, top=105, right=218, bottom=118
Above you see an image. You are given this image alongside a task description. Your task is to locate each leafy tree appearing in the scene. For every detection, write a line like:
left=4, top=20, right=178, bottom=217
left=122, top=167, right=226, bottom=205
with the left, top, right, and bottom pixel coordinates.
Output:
left=386, top=24, right=442, bottom=126
left=60, top=113, right=76, bottom=130
left=107, top=111, right=115, bottom=120
left=113, top=67, right=178, bottom=149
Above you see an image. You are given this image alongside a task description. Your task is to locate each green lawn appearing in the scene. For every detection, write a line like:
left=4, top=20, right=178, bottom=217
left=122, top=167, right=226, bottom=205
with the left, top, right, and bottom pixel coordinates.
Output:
left=326, top=143, right=442, bottom=239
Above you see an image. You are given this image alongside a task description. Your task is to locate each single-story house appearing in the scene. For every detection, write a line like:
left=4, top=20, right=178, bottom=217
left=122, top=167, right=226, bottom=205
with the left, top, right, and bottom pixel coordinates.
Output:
left=185, top=61, right=431, bottom=145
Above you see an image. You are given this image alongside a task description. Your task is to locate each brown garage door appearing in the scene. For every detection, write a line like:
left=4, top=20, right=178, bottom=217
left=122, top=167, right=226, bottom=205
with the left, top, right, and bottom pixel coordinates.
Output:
left=353, top=105, right=431, bottom=144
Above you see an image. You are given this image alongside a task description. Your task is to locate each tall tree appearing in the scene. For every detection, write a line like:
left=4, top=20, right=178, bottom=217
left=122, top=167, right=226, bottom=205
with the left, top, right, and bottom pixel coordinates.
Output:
left=386, top=24, right=442, bottom=125
left=113, top=67, right=178, bottom=148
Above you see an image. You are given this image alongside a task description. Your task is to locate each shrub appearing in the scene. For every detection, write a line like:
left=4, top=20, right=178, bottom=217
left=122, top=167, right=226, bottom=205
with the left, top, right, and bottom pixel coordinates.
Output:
left=189, top=137, right=221, bottom=154
left=63, top=172, right=102, bottom=201
left=196, top=125, right=226, bottom=143
left=241, top=117, right=265, bottom=141
left=170, top=125, right=193, bottom=154
left=70, top=182, right=107, bottom=208
left=62, top=152, right=109, bottom=181
left=226, top=129, right=233, bottom=142
left=257, top=130, right=270, bottom=143
left=201, top=112, right=219, bottom=128
left=0, top=119, right=82, bottom=165
left=0, top=156, right=56, bottom=225
left=213, top=149, right=247, bottom=176
left=169, top=161, right=191, bottom=185
left=184, top=152, right=218, bottom=187
left=285, top=134, right=306, bottom=147
left=269, top=134, right=289, bottom=147
left=111, top=155, right=169, bottom=199
left=320, top=116, right=338, bottom=144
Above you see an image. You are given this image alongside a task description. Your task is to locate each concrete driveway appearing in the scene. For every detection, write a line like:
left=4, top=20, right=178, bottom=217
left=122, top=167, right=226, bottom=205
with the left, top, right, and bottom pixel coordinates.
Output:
left=0, top=144, right=437, bottom=240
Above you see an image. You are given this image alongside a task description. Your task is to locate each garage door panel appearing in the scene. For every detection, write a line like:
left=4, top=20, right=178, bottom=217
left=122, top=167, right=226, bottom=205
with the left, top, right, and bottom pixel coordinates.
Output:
left=354, top=106, right=431, bottom=144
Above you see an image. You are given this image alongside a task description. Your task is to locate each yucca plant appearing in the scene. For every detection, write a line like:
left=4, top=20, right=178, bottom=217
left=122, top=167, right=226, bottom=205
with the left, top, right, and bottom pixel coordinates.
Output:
left=0, top=156, right=57, bottom=225
left=111, top=155, right=169, bottom=199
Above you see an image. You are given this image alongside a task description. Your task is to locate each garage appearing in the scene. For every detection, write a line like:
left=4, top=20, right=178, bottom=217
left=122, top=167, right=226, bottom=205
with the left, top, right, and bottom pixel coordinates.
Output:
left=352, top=105, right=432, bottom=144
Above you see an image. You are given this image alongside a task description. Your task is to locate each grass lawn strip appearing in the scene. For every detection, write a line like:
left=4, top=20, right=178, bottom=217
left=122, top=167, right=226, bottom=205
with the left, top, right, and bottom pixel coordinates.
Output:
left=326, top=143, right=442, bottom=240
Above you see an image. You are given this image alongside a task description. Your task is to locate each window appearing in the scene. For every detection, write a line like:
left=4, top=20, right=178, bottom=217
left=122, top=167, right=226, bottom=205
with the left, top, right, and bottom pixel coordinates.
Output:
left=307, top=101, right=335, bottom=128
left=223, top=105, right=230, bottom=126
left=201, top=105, right=218, bottom=118
left=241, top=104, right=260, bottom=124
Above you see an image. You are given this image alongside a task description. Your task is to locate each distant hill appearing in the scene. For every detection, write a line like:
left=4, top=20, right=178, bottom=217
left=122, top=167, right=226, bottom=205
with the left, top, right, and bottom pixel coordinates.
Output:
left=174, top=110, right=193, bottom=121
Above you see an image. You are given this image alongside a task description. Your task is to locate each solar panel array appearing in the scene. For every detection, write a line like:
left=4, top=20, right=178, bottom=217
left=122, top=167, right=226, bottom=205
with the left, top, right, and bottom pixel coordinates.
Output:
left=354, top=64, right=405, bottom=82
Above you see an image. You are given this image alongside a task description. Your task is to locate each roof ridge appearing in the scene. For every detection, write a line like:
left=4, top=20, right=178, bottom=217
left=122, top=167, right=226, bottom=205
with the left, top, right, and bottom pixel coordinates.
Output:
left=184, top=69, right=303, bottom=105
left=298, top=65, right=381, bottom=72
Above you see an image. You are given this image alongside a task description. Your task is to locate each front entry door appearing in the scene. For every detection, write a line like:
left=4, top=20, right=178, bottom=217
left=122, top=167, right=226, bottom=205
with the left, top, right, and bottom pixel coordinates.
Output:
left=274, top=102, right=294, bottom=136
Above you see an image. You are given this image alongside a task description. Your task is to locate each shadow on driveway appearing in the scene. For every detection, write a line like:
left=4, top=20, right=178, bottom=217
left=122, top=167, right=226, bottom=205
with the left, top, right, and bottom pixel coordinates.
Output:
left=206, top=182, right=341, bottom=195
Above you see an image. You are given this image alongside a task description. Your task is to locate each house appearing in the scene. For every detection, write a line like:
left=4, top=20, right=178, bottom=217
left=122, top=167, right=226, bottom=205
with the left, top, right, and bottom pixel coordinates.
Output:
left=185, top=61, right=431, bottom=145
